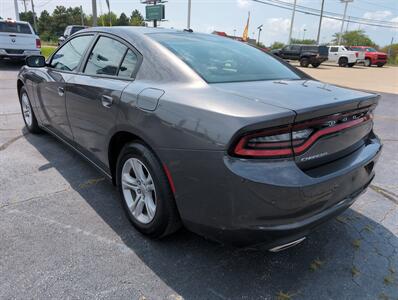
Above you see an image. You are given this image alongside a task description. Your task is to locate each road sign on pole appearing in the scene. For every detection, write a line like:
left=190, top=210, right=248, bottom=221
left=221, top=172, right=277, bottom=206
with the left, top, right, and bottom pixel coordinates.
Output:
left=146, top=4, right=165, bottom=21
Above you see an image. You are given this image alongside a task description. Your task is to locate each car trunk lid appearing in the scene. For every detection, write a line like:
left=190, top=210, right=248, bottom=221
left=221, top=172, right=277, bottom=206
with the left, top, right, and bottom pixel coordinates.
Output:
left=214, top=79, right=379, bottom=168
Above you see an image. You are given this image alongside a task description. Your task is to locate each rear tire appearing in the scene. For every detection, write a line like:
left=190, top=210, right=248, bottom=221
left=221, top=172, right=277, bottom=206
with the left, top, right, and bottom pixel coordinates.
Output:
left=364, top=58, right=371, bottom=67
left=300, top=57, right=310, bottom=67
left=116, top=142, right=181, bottom=238
left=19, top=86, right=42, bottom=134
left=338, top=57, right=348, bottom=67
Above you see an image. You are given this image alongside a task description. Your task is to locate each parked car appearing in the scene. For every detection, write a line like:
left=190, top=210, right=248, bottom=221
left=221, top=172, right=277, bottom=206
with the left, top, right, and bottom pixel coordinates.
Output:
left=349, top=46, right=388, bottom=67
left=271, top=44, right=329, bottom=68
left=328, top=45, right=365, bottom=67
left=0, top=18, right=41, bottom=61
left=18, top=28, right=381, bottom=250
left=58, top=25, right=88, bottom=46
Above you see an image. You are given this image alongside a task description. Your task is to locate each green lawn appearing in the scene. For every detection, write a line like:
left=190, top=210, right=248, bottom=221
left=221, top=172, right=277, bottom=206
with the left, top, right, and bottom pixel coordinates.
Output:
left=41, top=46, right=57, bottom=59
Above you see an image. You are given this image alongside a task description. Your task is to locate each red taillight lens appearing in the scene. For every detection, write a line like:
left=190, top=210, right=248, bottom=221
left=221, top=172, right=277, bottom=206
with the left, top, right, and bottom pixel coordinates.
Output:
left=232, top=108, right=373, bottom=159
left=355, top=52, right=359, bottom=57
left=36, top=39, right=41, bottom=48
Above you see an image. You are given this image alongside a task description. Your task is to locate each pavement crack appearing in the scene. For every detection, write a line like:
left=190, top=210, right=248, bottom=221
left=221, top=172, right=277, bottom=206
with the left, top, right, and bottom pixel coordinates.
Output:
left=0, top=133, right=26, bottom=151
left=370, top=184, right=398, bottom=205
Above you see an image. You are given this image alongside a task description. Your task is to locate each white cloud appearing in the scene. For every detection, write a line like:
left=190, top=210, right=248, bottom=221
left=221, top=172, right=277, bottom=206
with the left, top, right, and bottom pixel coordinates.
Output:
left=363, top=10, right=392, bottom=20
left=265, top=17, right=291, bottom=35
left=236, top=0, right=251, bottom=8
left=322, top=18, right=341, bottom=30
left=391, top=16, right=398, bottom=23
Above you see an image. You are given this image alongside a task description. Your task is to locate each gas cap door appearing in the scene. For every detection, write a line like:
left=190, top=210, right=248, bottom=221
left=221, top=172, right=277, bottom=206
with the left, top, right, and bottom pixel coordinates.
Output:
left=137, top=88, right=165, bottom=111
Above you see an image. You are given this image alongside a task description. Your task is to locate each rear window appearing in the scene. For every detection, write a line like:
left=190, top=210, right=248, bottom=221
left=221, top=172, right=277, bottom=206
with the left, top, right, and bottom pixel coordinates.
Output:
left=70, top=26, right=86, bottom=35
left=0, top=22, right=32, bottom=34
left=151, top=33, right=301, bottom=83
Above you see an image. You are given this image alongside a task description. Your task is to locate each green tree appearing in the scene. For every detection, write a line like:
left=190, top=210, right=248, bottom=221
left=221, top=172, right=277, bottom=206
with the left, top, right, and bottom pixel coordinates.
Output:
left=270, top=41, right=285, bottom=49
left=116, top=13, right=130, bottom=26
left=380, top=43, right=398, bottom=65
left=130, top=9, right=145, bottom=26
left=19, top=11, right=35, bottom=28
left=98, top=12, right=118, bottom=26
left=38, top=10, right=53, bottom=41
left=332, top=30, right=376, bottom=46
left=291, top=38, right=317, bottom=45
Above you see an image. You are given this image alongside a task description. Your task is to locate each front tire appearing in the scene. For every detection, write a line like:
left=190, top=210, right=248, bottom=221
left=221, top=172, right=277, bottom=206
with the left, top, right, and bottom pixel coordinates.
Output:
left=116, top=142, right=181, bottom=238
left=338, top=57, right=348, bottom=67
left=364, top=58, right=371, bottom=67
left=19, top=86, right=42, bottom=134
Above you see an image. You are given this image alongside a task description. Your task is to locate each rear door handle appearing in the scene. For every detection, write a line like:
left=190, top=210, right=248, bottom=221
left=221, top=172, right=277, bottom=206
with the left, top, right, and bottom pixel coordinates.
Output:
left=57, top=87, right=64, bottom=96
left=101, top=95, right=114, bottom=108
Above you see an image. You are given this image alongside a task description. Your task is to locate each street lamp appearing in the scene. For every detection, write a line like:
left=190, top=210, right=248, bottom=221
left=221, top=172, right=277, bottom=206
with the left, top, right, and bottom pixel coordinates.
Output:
left=303, top=28, right=307, bottom=40
left=338, top=0, right=354, bottom=45
left=257, top=24, right=263, bottom=45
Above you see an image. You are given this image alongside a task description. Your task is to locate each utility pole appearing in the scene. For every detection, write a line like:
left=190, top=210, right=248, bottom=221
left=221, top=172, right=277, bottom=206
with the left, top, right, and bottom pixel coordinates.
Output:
left=92, top=0, right=98, bottom=26
left=30, top=0, right=38, bottom=33
left=22, top=0, right=27, bottom=13
left=14, top=0, right=20, bottom=20
left=187, top=0, right=191, bottom=30
left=338, top=0, right=353, bottom=45
left=257, top=24, right=263, bottom=45
left=153, top=0, right=157, bottom=28
left=345, top=16, right=350, bottom=32
left=80, top=5, right=84, bottom=26
left=288, top=0, right=297, bottom=44
left=316, top=0, right=325, bottom=44
left=388, top=37, right=394, bottom=59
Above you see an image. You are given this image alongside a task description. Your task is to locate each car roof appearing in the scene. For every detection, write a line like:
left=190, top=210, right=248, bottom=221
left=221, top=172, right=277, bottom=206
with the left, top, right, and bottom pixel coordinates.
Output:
left=0, top=19, right=30, bottom=25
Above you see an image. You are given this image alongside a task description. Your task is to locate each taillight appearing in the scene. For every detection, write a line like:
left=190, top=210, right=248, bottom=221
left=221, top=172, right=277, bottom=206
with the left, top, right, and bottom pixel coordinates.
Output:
left=355, top=52, right=358, bottom=57
left=232, top=108, right=373, bottom=158
left=36, top=39, right=41, bottom=48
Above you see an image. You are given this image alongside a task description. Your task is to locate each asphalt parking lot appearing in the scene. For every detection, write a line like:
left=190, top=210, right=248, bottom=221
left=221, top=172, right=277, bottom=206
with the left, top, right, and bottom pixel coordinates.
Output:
left=0, top=61, right=397, bottom=300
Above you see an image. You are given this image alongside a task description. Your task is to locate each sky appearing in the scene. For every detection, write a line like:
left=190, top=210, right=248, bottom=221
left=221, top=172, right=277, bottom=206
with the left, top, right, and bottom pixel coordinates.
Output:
left=0, top=0, right=397, bottom=47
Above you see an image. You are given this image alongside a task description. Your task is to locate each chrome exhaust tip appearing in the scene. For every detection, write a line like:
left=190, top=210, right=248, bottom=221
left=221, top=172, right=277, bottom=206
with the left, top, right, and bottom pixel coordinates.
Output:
left=269, top=237, right=306, bottom=252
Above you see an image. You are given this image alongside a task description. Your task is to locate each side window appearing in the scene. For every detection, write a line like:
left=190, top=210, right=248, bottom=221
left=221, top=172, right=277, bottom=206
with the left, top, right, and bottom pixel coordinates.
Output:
left=51, top=35, right=93, bottom=71
left=291, top=45, right=301, bottom=51
left=283, top=46, right=291, bottom=51
left=118, top=50, right=138, bottom=78
left=84, top=36, right=127, bottom=76
left=330, top=47, right=338, bottom=52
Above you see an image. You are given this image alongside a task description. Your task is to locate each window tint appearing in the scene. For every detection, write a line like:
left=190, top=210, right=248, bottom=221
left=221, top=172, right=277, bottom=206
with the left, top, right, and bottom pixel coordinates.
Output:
left=291, top=45, right=301, bottom=51
left=84, top=36, right=127, bottom=76
left=0, top=22, right=32, bottom=34
left=151, top=33, right=301, bottom=83
left=51, top=35, right=93, bottom=71
left=118, top=50, right=138, bottom=78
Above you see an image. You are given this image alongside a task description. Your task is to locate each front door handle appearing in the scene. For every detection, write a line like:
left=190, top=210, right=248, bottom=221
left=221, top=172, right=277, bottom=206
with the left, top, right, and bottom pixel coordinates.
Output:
left=101, top=95, right=114, bottom=108
left=57, top=87, right=64, bottom=96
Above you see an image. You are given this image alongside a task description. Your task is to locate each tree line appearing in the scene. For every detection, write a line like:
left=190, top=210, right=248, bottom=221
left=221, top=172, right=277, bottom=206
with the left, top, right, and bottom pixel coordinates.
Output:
left=19, top=6, right=145, bottom=41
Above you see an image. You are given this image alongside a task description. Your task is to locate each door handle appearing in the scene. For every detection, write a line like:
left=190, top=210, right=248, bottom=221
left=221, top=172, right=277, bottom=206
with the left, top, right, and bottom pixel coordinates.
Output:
left=101, top=95, right=114, bottom=108
left=57, top=87, right=64, bottom=96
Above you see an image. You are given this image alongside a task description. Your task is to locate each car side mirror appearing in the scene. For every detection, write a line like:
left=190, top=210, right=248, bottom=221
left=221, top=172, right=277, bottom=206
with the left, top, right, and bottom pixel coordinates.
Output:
left=26, top=55, right=46, bottom=68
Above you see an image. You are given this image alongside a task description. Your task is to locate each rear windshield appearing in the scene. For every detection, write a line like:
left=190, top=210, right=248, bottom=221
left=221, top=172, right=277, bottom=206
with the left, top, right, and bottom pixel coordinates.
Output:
left=71, top=26, right=85, bottom=35
left=0, top=22, right=32, bottom=34
left=150, top=33, right=301, bottom=83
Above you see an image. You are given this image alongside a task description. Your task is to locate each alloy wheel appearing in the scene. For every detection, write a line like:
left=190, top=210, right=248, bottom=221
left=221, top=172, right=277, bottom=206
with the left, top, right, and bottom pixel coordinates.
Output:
left=21, top=92, right=32, bottom=127
left=121, top=158, right=157, bottom=224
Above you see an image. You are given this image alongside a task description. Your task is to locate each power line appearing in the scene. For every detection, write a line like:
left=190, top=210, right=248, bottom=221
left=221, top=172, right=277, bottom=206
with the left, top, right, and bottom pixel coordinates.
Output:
left=252, top=0, right=398, bottom=29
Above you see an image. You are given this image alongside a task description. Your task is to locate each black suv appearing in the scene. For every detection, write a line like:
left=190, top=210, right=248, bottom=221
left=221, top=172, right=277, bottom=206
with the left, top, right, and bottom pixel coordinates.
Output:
left=272, top=45, right=329, bottom=68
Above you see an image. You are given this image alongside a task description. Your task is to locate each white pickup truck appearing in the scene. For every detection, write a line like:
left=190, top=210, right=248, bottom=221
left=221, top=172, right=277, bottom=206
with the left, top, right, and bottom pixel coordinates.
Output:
left=0, top=19, right=41, bottom=61
left=327, top=45, right=365, bottom=67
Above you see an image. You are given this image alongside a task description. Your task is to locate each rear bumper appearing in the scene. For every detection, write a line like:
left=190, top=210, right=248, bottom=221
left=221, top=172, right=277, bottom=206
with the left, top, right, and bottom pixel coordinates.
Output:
left=158, top=133, right=382, bottom=247
left=0, top=49, right=40, bottom=59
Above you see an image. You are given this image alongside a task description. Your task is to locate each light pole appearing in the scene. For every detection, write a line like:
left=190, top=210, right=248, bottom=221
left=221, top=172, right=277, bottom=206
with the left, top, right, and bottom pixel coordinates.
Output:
left=14, top=0, right=20, bottom=20
left=92, top=0, right=98, bottom=26
left=338, top=0, right=353, bottom=45
left=187, top=0, right=191, bottom=30
left=316, top=0, right=325, bottom=44
left=302, top=28, right=307, bottom=40
left=257, top=24, right=263, bottom=45
left=288, top=0, right=297, bottom=45
left=30, top=0, right=37, bottom=33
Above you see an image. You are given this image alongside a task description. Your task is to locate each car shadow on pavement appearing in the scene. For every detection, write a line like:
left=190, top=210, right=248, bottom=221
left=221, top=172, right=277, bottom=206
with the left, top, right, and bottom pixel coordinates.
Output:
left=0, top=60, right=25, bottom=71
left=25, top=131, right=398, bottom=300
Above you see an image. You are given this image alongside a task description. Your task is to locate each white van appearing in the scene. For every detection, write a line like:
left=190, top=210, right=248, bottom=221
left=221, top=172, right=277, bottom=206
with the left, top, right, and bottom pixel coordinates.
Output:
left=0, top=19, right=41, bottom=61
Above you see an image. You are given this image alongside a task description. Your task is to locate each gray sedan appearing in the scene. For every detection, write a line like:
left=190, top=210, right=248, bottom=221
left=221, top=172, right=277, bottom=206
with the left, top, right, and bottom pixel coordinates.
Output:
left=17, top=27, right=381, bottom=250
